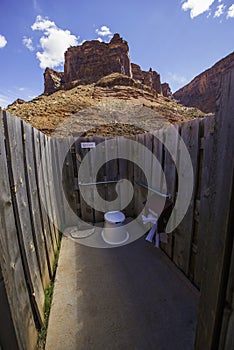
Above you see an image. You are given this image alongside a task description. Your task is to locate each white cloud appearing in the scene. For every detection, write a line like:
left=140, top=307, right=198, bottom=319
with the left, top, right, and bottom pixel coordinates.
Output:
left=227, top=4, right=234, bottom=18
left=31, top=15, right=78, bottom=69
left=31, top=15, right=56, bottom=32
left=95, top=25, right=112, bottom=37
left=214, top=4, right=225, bottom=17
left=22, top=37, right=34, bottom=51
left=182, top=0, right=215, bottom=18
left=97, top=37, right=103, bottom=42
left=167, top=73, right=187, bottom=85
left=33, top=0, right=41, bottom=12
left=0, top=34, right=7, bottom=48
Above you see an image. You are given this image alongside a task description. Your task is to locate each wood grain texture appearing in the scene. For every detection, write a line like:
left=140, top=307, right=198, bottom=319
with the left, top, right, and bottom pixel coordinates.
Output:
left=195, top=69, right=234, bottom=350
left=4, top=112, right=44, bottom=325
left=0, top=111, right=38, bottom=349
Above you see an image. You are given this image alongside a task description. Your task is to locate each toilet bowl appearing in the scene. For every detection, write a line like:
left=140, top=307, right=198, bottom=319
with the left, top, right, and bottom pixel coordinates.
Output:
left=102, top=211, right=129, bottom=245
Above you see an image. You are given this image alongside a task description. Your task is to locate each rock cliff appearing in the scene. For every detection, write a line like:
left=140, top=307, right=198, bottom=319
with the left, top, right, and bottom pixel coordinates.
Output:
left=43, top=33, right=171, bottom=97
left=131, top=63, right=162, bottom=94
left=64, top=34, right=131, bottom=87
left=44, top=68, right=64, bottom=95
left=173, top=51, right=234, bottom=113
left=161, top=83, right=172, bottom=98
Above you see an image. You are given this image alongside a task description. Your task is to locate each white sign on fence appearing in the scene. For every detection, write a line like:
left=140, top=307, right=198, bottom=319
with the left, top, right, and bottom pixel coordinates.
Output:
left=81, top=142, right=96, bottom=149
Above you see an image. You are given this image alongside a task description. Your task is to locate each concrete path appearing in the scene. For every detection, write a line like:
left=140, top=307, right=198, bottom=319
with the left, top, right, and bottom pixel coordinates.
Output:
left=46, top=234, right=199, bottom=350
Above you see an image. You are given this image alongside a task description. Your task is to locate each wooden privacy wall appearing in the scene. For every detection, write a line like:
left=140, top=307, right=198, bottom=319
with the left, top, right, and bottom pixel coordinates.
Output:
left=60, top=114, right=216, bottom=289
left=195, top=69, right=234, bottom=350
left=0, top=110, right=59, bottom=350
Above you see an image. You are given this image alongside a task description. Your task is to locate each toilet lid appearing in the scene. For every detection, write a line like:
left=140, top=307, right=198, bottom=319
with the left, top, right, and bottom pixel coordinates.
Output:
left=104, top=211, right=125, bottom=224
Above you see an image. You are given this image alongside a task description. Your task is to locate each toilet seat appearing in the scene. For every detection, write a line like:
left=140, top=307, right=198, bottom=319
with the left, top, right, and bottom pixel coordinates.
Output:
left=104, top=211, right=125, bottom=224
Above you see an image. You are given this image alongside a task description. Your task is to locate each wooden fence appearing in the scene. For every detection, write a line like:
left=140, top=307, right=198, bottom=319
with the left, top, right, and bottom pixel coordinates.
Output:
left=0, top=110, right=60, bottom=350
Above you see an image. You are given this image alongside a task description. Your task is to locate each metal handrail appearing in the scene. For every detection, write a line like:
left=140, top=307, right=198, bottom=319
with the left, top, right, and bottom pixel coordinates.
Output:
left=78, top=179, right=171, bottom=198
left=135, top=181, right=171, bottom=199
left=78, top=179, right=124, bottom=186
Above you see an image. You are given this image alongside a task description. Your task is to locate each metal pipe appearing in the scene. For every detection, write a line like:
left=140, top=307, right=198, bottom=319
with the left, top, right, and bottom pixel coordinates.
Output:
left=78, top=179, right=171, bottom=199
left=78, top=179, right=124, bottom=186
left=135, top=181, right=171, bottom=198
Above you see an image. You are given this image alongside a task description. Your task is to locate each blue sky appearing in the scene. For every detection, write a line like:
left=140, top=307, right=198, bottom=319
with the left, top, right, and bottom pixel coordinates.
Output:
left=0, top=0, right=233, bottom=107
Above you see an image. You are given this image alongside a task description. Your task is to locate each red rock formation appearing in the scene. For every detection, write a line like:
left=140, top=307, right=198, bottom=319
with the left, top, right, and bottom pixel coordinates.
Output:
left=43, top=33, right=168, bottom=97
left=161, top=83, right=172, bottom=98
left=7, top=98, right=25, bottom=108
left=131, top=63, right=162, bottom=94
left=44, top=68, right=64, bottom=95
left=64, top=34, right=131, bottom=86
left=173, top=51, right=234, bottom=113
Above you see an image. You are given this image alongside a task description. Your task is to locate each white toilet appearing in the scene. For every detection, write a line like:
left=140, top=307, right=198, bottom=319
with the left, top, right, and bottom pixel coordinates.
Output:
left=101, top=211, right=129, bottom=245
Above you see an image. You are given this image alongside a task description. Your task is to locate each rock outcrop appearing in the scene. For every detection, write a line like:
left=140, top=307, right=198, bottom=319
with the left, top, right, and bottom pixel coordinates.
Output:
left=64, top=34, right=131, bottom=87
left=43, top=33, right=171, bottom=97
left=7, top=98, right=26, bottom=108
left=131, top=63, right=162, bottom=94
left=161, top=83, right=172, bottom=98
left=173, top=51, right=234, bottom=113
left=44, top=68, right=64, bottom=95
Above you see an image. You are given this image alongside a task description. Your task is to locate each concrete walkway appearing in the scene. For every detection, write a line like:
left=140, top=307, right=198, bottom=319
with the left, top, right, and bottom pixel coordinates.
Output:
left=46, top=234, right=199, bottom=350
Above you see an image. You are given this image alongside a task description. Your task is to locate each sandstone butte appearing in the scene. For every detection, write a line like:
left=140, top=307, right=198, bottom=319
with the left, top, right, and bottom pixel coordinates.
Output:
left=6, top=33, right=207, bottom=137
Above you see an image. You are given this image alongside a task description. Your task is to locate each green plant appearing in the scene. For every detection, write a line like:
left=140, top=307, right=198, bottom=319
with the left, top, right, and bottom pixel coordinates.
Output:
left=37, top=233, right=62, bottom=349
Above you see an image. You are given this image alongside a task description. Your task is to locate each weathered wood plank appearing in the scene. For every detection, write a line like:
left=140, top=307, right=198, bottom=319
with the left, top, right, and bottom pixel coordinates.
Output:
left=50, top=138, right=65, bottom=228
left=39, top=132, right=57, bottom=253
left=194, top=116, right=215, bottom=288
left=134, top=134, right=147, bottom=217
left=195, top=69, right=234, bottom=350
left=105, top=137, right=119, bottom=208
left=0, top=111, right=37, bottom=350
left=45, top=136, right=59, bottom=243
left=91, top=136, right=106, bottom=222
left=160, top=125, right=179, bottom=258
left=22, top=122, right=50, bottom=288
left=75, top=137, right=95, bottom=223
left=151, top=129, right=164, bottom=193
left=4, top=112, right=44, bottom=324
left=124, top=136, right=135, bottom=217
left=33, top=128, right=54, bottom=275
left=55, top=137, right=78, bottom=227
left=173, top=118, right=200, bottom=275
left=116, top=136, right=135, bottom=217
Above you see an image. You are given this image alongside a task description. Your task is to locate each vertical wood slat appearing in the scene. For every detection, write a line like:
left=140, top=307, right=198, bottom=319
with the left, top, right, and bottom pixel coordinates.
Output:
left=92, top=136, right=106, bottom=222
left=219, top=232, right=234, bottom=350
left=117, top=136, right=134, bottom=217
left=50, top=138, right=65, bottom=229
left=134, top=134, right=147, bottom=217
left=105, top=137, right=119, bottom=207
left=39, top=133, right=57, bottom=253
left=172, top=119, right=200, bottom=275
left=75, top=137, right=95, bottom=223
left=195, top=69, right=234, bottom=350
left=45, top=137, right=59, bottom=243
left=0, top=111, right=37, bottom=350
left=22, top=122, right=50, bottom=288
left=56, top=137, right=78, bottom=227
left=151, top=129, right=164, bottom=193
left=160, top=124, right=179, bottom=258
left=124, top=137, right=135, bottom=217
left=194, top=116, right=215, bottom=288
left=33, top=128, right=54, bottom=275
left=4, top=112, right=44, bottom=325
